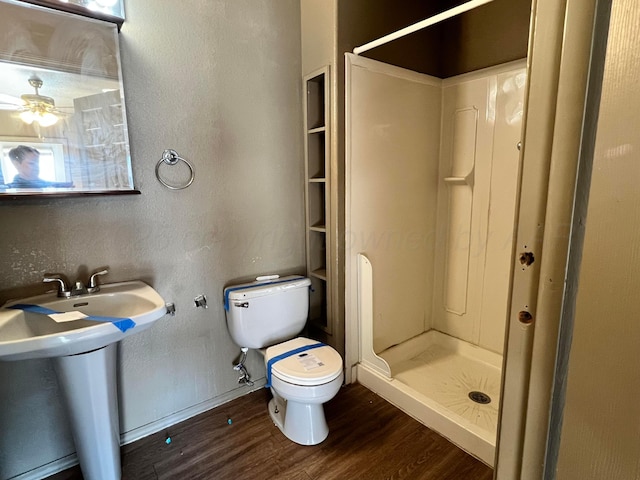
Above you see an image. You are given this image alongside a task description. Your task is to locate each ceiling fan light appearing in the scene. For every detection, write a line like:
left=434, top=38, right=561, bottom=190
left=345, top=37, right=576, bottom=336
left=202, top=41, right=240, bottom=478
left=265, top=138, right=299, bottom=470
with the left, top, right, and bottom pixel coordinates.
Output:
left=38, top=112, right=59, bottom=127
left=17, top=77, right=60, bottom=127
left=19, top=110, right=35, bottom=125
left=19, top=108, right=59, bottom=127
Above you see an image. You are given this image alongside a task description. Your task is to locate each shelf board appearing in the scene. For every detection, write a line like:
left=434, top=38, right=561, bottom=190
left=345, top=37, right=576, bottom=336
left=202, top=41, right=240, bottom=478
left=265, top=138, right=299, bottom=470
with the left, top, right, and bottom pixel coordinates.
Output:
left=308, top=126, right=326, bottom=134
left=310, top=269, right=327, bottom=281
left=310, top=224, right=326, bottom=232
left=309, top=177, right=326, bottom=183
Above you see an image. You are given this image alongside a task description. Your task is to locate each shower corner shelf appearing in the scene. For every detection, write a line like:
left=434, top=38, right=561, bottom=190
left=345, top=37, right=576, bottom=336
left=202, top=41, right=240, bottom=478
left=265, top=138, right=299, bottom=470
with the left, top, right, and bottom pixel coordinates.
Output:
left=444, top=176, right=467, bottom=184
left=444, top=175, right=473, bottom=186
left=304, top=66, right=332, bottom=336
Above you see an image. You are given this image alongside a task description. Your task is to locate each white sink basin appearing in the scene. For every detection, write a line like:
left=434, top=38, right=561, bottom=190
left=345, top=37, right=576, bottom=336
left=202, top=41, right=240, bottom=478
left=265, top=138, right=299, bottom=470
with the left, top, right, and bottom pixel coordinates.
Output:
left=0, top=280, right=166, bottom=361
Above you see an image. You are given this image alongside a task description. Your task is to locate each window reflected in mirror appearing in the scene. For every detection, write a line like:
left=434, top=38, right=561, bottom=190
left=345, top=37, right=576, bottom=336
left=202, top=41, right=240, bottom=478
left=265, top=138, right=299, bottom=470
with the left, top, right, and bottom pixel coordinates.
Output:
left=1, top=140, right=68, bottom=187
left=0, top=0, right=136, bottom=197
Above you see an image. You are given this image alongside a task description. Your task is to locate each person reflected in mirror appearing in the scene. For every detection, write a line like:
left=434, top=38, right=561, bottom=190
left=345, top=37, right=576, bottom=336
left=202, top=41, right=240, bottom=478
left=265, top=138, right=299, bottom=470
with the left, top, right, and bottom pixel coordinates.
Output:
left=6, top=145, right=73, bottom=188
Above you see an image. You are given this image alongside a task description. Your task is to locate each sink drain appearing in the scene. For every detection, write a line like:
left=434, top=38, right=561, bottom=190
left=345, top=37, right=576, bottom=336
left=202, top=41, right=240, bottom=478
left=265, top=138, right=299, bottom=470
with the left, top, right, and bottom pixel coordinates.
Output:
left=468, top=391, right=491, bottom=404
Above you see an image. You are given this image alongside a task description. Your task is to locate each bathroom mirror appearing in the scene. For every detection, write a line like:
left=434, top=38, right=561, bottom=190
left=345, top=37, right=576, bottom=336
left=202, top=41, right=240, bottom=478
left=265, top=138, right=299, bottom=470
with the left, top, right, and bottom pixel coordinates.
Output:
left=0, top=0, right=137, bottom=198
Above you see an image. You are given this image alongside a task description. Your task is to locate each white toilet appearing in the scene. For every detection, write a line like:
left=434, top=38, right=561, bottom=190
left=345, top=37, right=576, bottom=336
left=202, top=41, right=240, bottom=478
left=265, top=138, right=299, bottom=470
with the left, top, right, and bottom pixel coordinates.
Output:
left=224, top=275, right=343, bottom=445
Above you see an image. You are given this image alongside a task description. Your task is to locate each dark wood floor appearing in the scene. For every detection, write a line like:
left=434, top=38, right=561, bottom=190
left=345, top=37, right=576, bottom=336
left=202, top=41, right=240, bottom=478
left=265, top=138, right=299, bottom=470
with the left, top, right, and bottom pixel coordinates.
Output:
left=49, top=383, right=493, bottom=480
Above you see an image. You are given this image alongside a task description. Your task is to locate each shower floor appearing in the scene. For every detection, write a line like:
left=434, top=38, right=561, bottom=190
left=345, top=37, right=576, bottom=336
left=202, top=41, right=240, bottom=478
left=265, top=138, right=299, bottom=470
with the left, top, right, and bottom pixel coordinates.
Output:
left=356, top=330, right=502, bottom=465
left=392, top=341, right=500, bottom=432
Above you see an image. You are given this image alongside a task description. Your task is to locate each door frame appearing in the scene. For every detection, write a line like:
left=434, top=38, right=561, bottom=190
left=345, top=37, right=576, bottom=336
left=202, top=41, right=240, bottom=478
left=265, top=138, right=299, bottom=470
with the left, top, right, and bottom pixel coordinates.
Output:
left=496, top=0, right=609, bottom=478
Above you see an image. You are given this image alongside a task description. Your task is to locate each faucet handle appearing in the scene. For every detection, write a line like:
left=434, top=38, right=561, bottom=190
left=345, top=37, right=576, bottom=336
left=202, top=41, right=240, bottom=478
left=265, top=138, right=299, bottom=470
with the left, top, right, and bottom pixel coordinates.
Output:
left=43, top=274, right=70, bottom=297
left=88, top=269, right=109, bottom=292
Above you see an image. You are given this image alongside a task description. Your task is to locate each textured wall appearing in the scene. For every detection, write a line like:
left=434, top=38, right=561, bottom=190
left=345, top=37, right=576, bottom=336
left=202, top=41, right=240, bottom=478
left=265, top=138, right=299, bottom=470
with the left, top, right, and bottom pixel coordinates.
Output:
left=0, top=0, right=304, bottom=477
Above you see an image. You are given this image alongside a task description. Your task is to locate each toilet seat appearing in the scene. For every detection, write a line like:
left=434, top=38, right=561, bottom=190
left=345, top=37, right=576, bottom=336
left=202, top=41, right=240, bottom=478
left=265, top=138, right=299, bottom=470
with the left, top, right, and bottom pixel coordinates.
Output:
left=266, top=337, right=342, bottom=386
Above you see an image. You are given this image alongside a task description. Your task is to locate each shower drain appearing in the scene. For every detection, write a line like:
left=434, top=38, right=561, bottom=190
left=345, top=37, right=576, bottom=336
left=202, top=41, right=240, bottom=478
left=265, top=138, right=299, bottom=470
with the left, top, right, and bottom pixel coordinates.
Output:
left=468, top=391, right=492, bottom=404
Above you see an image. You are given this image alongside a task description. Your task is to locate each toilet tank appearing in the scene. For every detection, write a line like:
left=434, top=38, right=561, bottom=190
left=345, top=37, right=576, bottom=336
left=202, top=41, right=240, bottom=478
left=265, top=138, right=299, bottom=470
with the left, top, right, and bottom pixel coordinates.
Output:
left=224, top=276, right=311, bottom=349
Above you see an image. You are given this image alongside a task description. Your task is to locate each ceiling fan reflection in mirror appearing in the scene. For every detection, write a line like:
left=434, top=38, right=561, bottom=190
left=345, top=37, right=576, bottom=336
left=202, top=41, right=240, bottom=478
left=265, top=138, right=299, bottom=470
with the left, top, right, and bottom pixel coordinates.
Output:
left=0, top=76, right=72, bottom=127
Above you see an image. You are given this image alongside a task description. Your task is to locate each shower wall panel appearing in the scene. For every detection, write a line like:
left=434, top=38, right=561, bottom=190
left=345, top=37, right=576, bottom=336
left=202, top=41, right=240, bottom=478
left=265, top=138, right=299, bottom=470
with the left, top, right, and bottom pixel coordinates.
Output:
left=479, top=67, right=526, bottom=352
left=348, top=58, right=442, bottom=354
left=433, top=63, right=526, bottom=353
left=433, top=72, right=495, bottom=346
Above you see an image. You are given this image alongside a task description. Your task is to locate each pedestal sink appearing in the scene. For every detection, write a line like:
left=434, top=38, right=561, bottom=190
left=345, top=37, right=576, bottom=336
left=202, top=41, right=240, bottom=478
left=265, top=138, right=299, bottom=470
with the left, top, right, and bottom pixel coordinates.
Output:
left=0, top=281, right=167, bottom=480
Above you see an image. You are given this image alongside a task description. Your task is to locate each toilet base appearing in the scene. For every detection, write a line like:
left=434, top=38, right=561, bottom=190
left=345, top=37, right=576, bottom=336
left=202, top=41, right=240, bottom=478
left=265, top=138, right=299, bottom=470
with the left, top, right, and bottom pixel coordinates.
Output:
left=268, top=395, right=329, bottom=446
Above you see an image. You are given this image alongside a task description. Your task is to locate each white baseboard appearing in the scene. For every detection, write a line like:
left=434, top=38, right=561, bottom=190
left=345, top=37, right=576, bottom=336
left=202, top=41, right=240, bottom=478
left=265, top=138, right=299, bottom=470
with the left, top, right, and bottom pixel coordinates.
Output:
left=9, top=455, right=79, bottom=480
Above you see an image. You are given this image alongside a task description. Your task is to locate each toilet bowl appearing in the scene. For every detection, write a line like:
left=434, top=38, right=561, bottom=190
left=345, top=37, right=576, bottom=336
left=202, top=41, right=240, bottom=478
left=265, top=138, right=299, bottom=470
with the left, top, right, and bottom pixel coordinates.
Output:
left=224, top=275, right=343, bottom=445
left=265, top=337, right=343, bottom=445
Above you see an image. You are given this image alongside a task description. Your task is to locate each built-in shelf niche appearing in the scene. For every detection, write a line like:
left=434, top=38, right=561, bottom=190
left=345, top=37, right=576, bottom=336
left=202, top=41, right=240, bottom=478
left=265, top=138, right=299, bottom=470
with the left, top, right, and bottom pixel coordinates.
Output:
left=307, top=182, right=326, bottom=229
left=306, top=74, right=325, bottom=130
left=304, top=66, right=331, bottom=334
left=309, top=276, right=328, bottom=329
left=308, top=230, right=327, bottom=275
left=307, top=130, right=326, bottom=179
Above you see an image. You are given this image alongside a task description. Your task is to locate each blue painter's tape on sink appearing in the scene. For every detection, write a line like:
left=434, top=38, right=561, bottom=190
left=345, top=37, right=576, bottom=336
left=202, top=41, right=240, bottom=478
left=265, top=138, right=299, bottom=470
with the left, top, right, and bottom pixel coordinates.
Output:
left=7, top=303, right=136, bottom=332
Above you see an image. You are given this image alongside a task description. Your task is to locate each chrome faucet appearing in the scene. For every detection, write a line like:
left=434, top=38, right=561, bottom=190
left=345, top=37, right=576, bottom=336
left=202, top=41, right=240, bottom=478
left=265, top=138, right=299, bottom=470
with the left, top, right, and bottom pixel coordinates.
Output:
left=43, top=269, right=109, bottom=298
left=43, top=273, right=71, bottom=297
left=87, top=269, right=109, bottom=293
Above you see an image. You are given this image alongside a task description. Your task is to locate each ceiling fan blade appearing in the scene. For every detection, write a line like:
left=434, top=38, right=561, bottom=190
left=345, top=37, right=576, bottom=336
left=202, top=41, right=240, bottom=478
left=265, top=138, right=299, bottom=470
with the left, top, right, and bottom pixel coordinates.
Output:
left=0, top=93, right=24, bottom=106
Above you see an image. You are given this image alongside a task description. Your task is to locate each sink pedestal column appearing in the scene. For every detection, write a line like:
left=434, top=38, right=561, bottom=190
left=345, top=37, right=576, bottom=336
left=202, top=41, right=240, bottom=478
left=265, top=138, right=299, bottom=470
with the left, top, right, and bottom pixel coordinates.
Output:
left=53, top=343, right=121, bottom=480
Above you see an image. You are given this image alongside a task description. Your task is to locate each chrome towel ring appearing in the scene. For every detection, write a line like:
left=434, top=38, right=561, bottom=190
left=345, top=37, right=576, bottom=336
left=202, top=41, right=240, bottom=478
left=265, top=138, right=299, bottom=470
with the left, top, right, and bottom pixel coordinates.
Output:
left=155, top=149, right=195, bottom=190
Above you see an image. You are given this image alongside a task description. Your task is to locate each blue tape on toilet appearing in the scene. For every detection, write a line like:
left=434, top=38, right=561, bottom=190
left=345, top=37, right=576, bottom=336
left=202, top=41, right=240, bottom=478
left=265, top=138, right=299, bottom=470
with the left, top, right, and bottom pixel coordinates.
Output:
left=265, top=342, right=326, bottom=388
left=7, top=303, right=136, bottom=333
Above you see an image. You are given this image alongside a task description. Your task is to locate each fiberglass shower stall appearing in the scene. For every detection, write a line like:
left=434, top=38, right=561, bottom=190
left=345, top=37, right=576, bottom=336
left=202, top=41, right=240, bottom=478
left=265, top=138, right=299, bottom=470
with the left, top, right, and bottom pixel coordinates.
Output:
left=344, top=2, right=529, bottom=465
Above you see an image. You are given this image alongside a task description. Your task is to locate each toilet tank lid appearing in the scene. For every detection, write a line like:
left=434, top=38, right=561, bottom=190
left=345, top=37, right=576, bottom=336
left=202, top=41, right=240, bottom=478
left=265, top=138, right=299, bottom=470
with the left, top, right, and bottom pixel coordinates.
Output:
left=223, top=275, right=311, bottom=310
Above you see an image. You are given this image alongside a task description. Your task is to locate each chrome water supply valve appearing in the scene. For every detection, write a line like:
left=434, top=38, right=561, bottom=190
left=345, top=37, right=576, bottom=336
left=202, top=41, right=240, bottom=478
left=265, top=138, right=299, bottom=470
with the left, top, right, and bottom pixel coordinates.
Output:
left=233, top=347, right=254, bottom=386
